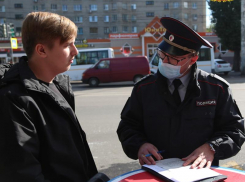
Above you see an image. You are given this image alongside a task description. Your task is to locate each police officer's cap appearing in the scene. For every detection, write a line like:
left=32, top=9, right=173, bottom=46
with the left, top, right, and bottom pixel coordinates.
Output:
left=158, top=17, right=213, bottom=56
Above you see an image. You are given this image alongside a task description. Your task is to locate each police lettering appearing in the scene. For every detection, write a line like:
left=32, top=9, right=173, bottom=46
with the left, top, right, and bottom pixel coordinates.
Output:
left=196, top=100, right=216, bottom=106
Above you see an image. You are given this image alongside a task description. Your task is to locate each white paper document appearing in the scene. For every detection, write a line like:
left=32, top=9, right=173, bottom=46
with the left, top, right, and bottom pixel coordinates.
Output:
left=143, top=158, right=224, bottom=182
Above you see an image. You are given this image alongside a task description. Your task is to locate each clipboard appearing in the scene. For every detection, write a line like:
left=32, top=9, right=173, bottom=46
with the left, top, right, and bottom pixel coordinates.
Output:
left=142, top=158, right=227, bottom=182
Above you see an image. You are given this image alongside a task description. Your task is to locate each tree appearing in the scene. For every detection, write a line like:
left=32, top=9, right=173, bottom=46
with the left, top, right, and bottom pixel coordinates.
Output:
left=208, top=0, right=241, bottom=71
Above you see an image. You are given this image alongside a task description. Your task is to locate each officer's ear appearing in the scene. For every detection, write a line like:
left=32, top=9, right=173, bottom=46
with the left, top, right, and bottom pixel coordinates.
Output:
left=190, top=55, right=198, bottom=65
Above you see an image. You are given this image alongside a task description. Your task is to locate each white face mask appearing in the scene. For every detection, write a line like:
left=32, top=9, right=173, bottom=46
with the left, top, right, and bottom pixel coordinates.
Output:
left=158, top=59, right=190, bottom=79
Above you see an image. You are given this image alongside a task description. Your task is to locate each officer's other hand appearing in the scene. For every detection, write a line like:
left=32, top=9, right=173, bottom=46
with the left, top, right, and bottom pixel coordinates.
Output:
left=138, top=143, right=163, bottom=165
left=182, top=143, right=214, bottom=169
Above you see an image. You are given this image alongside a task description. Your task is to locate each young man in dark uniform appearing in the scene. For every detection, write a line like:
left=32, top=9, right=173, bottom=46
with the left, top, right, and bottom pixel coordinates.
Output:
left=117, top=17, right=245, bottom=169
left=0, top=12, right=109, bottom=182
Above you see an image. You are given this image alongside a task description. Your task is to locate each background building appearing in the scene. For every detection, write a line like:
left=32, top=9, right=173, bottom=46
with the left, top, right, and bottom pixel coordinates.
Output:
left=0, top=0, right=207, bottom=39
left=2, top=0, right=226, bottom=64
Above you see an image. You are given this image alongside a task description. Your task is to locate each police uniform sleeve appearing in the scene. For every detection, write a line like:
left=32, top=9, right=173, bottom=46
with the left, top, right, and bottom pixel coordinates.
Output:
left=207, top=81, right=245, bottom=160
left=117, top=84, right=148, bottom=160
left=0, top=94, right=49, bottom=182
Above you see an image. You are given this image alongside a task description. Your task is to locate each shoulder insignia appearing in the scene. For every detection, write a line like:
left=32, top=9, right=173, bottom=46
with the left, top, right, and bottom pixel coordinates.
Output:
left=134, top=74, right=153, bottom=85
left=209, top=73, right=230, bottom=87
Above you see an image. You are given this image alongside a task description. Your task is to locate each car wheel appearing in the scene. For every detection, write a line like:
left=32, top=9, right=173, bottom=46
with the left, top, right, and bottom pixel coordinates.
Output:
left=133, top=75, right=142, bottom=83
left=89, top=78, right=99, bottom=87
left=224, top=72, right=229, bottom=75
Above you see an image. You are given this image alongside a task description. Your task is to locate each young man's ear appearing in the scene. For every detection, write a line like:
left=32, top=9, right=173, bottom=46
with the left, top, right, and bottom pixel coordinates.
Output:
left=35, top=44, right=47, bottom=58
left=190, top=55, right=199, bottom=65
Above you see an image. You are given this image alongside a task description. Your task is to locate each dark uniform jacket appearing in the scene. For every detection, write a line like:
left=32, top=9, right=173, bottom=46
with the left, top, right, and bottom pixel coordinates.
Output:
left=0, top=57, right=98, bottom=182
left=117, top=64, right=245, bottom=166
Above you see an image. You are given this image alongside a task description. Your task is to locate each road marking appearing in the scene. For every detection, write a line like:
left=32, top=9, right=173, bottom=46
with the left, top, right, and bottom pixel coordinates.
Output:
left=221, top=161, right=244, bottom=171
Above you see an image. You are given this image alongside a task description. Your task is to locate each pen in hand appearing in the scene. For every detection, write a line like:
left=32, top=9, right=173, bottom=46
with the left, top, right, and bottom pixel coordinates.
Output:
left=145, top=150, right=165, bottom=157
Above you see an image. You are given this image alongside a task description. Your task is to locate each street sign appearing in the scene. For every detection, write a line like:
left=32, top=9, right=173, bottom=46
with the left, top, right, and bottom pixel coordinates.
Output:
left=10, top=38, right=18, bottom=49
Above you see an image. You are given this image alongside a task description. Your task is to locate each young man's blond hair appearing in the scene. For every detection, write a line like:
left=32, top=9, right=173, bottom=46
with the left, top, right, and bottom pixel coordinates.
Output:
left=22, top=12, right=77, bottom=58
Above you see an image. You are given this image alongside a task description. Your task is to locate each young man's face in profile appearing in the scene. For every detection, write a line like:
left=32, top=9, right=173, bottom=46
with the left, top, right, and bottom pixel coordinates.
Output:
left=45, top=36, right=78, bottom=74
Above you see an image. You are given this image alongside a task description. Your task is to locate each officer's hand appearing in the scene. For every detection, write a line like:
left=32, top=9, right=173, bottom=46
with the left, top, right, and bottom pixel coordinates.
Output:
left=138, top=143, right=163, bottom=165
left=182, top=143, right=215, bottom=169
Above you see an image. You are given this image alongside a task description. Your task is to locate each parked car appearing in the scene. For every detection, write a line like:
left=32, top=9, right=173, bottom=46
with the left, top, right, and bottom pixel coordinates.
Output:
left=214, top=59, right=232, bottom=75
left=82, top=56, right=150, bottom=87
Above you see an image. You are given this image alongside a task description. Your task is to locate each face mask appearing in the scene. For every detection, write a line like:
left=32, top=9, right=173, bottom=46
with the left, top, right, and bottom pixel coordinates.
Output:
left=158, top=59, right=190, bottom=79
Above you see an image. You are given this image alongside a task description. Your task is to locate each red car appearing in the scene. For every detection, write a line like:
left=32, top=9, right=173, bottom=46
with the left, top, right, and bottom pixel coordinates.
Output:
left=82, top=56, right=150, bottom=87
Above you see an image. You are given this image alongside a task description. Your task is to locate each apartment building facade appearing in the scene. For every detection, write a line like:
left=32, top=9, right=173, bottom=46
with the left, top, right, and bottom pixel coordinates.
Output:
left=0, top=0, right=207, bottom=39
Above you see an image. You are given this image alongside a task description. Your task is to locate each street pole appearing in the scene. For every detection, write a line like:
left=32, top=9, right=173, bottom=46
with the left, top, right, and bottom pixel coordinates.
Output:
left=10, top=41, right=13, bottom=64
left=6, top=23, right=13, bottom=64
left=241, top=0, right=245, bottom=75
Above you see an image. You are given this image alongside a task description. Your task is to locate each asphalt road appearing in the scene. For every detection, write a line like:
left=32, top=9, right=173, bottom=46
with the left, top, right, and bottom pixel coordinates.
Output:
left=71, top=72, right=245, bottom=179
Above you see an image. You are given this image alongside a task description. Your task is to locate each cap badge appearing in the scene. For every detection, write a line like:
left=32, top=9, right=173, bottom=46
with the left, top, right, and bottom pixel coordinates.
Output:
left=169, top=35, right=174, bottom=42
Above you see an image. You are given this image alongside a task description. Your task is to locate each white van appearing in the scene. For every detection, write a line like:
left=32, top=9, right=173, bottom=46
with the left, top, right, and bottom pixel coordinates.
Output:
left=149, top=46, right=215, bottom=74
left=63, top=48, right=114, bottom=81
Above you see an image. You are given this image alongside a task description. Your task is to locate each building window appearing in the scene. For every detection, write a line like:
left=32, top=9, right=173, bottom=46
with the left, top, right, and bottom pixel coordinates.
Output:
left=131, top=4, right=136, bottom=10
left=41, top=4, right=45, bottom=11
left=0, top=18, right=5, bottom=24
left=132, top=26, right=137, bottom=33
left=184, top=2, right=188, bottom=8
left=122, top=26, right=128, bottom=33
left=164, top=3, right=169, bottom=10
left=62, top=5, right=68, bottom=11
left=15, top=14, right=23, bottom=19
left=173, top=2, right=179, bottom=8
left=0, top=6, right=5, bottom=12
left=112, top=3, right=117, bottom=9
left=112, top=26, right=117, bottom=33
left=122, top=14, right=128, bottom=21
left=192, top=3, right=197, bottom=9
left=184, top=13, right=188, bottom=20
left=78, top=27, right=83, bottom=35
left=112, top=14, right=117, bottom=21
left=14, top=4, right=23, bottom=8
left=146, top=12, right=154, bottom=17
left=146, top=1, right=154, bottom=5
left=90, top=27, right=98, bottom=34
left=33, top=5, right=38, bottom=11
left=74, top=16, right=83, bottom=23
left=122, top=3, right=127, bottom=9
left=89, top=16, right=98, bottom=22
left=104, top=16, right=109, bottom=22
left=74, top=5, right=82, bottom=11
left=89, top=4, right=97, bottom=11
left=173, top=14, right=179, bottom=20
left=15, top=27, right=22, bottom=36
left=104, top=4, right=109, bottom=10
left=193, top=14, right=197, bottom=20
left=51, top=4, right=57, bottom=10
left=104, top=27, right=110, bottom=34
left=16, top=27, right=21, bottom=32
left=192, top=24, right=197, bottom=31
left=131, top=15, right=137, bottom=21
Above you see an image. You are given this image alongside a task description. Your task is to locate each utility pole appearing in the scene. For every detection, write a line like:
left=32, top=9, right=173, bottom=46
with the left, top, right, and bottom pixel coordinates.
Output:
left=6, top=23, right=16, bottom=64
left=241, top=0, right=245, bottom=75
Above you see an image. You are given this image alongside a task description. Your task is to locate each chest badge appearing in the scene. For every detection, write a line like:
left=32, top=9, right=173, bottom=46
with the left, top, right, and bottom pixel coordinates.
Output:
left=196, top=99, right=216, bottom=107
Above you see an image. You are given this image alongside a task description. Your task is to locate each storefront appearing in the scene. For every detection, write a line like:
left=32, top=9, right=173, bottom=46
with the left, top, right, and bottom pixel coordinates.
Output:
left=0, top=17, right=232, bottom=64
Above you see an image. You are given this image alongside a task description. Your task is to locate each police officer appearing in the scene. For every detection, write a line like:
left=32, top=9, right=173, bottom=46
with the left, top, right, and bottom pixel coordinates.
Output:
left=117, top=17, right=245, bottom=169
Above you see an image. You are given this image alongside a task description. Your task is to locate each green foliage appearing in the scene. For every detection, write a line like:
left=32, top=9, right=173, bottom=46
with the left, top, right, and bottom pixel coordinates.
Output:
left=208, top=0, right=241, bottom=51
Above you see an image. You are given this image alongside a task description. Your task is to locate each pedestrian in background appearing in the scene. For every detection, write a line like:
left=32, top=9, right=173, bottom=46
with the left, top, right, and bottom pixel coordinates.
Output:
left=0, top=12, right=109, bottom=182
left=117, top=17, right=245, bottom=169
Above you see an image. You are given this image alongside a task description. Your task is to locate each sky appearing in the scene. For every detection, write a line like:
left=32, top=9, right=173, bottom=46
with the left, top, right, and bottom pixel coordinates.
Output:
left=206, top=2, right=212, bottom=28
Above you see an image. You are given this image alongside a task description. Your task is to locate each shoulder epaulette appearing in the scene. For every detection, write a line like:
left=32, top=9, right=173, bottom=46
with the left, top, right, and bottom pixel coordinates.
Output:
left=134, top=74, right=153, bottom=85
left=209, top=73, right=230, bottom=87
